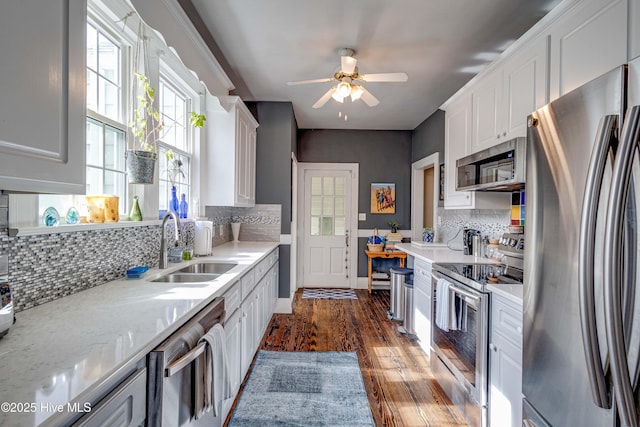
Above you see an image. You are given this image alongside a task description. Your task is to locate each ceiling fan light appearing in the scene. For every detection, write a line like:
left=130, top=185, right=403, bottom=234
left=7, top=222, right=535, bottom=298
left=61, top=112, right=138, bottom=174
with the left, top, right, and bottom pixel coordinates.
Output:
left=350, top=85, right=364, bottom=101
left=331, top=91, right=344, bottom=103
left=337, top=81, right=351, bottom=98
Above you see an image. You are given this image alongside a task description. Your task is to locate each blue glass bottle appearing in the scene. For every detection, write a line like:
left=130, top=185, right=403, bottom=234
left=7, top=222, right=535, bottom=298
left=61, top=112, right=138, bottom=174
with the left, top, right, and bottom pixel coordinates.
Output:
left=170, top=186, right=179, bottom=213
left=179, top=194, right=188, bottom=218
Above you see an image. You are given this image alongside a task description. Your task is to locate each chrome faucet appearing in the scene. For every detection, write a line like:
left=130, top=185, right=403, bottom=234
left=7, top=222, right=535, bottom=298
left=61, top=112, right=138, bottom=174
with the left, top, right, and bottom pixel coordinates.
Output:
left=159, top=210, right=181, bottom=269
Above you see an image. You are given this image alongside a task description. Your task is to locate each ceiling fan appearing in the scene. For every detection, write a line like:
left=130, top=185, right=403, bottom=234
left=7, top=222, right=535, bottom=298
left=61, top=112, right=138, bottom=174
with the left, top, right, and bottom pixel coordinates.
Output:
left=287, top=48, right=408, bottom=109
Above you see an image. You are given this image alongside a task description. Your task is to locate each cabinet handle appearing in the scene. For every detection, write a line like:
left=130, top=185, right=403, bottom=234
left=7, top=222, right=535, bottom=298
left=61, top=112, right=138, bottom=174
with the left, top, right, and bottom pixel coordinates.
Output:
left=503, top=131, right=507, bottom=137
left=489, top=343, right=497, bottom=352
left=497, top=134, right=501, bottom=139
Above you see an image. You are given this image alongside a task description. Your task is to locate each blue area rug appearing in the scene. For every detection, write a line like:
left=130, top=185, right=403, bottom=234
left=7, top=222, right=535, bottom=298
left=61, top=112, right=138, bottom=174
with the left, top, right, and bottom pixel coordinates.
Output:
left=228, top=350, right=374, bottom=426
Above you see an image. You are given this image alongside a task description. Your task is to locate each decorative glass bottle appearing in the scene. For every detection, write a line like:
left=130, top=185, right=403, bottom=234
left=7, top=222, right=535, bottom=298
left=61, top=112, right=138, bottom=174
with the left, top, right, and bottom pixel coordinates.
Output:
left=130, top=195, right=143, bottom=221
left=179, top=194, right=188, bottom=218
left=170, top=186, right=179, bottom=213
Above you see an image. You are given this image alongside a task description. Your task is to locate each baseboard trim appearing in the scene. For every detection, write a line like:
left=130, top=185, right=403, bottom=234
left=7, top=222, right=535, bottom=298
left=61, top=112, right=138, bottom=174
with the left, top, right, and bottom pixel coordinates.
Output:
left=356, top=276, right=391, bottom=291
left=275, top=295, right=294, bottom=314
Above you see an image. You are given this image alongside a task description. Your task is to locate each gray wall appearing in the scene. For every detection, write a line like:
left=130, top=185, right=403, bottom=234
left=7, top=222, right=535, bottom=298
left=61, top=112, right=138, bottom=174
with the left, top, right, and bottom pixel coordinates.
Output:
left=297, top=129, right=412, bottom=277
left=411, top=109, right=445, bottom=163
left=250, top=102, right=297, bottom=298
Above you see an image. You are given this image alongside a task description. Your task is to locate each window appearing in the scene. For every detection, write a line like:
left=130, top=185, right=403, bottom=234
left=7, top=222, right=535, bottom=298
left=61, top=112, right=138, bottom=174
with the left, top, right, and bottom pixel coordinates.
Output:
left=158, top=76, right=194, bottom=211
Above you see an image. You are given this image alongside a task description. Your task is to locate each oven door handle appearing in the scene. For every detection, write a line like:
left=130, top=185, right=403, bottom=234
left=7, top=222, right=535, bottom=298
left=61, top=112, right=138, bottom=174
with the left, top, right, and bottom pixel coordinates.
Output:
left=165, top=341, right=206, bottom=377
left=449, top=283, right=481, bottom=304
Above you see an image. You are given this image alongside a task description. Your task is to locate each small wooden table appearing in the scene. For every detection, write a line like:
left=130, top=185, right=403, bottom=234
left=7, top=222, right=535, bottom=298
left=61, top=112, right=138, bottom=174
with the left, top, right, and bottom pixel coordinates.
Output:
left=365, top=249, right=407, bottom=294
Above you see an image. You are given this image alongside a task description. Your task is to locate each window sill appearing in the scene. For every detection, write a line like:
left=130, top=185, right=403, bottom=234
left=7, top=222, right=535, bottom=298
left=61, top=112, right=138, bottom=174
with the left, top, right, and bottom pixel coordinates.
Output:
left=8, top=218, right=194, bottom=237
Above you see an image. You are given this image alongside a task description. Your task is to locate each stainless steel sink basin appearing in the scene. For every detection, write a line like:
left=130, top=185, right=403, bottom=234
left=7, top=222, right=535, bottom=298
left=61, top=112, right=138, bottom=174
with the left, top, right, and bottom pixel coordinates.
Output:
left=178, top=262, right=237, bottom=275
left=150, top=273, right=220, bottom=283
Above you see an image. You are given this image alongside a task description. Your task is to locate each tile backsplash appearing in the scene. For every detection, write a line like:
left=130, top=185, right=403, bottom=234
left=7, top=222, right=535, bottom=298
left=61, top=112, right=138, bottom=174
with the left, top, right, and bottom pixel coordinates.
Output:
left=0, top=222, right=194, bottom=313
left=436, top=208, right=510, bottom=249
left=204, top=204, right=281, bottom=245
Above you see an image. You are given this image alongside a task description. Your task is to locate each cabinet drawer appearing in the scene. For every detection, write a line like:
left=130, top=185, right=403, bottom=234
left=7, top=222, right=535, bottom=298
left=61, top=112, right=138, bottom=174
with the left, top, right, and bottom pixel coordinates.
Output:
left=223, top=281, right=241, bottom=317
left=491, top=295, right=523, bottom=348
left=414, top=259, right=432, bottom=276
left=72, top=368, right=146, bottom=427
left=241, top=269, right=256, bottom=300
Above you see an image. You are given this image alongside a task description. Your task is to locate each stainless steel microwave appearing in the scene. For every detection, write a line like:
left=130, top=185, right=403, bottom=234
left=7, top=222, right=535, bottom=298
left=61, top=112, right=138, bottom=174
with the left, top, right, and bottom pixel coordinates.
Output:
left=456, top=137, right=526, bottom=191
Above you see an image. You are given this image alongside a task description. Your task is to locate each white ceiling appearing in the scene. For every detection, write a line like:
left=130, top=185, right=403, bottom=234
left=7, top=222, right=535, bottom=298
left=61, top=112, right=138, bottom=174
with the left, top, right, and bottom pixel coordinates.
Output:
left=184, top=0, right=562, bottom=130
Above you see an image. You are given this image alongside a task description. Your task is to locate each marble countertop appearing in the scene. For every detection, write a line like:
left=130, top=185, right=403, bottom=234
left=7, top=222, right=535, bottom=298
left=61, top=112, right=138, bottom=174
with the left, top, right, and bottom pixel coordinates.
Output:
left=0, top=241, right=278, bottom=427
left=396, top=243, right=523, bottom=305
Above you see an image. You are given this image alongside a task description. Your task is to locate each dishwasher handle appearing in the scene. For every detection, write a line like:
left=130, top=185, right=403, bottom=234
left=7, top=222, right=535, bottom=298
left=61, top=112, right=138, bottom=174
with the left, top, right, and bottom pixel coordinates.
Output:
left=165, top=341, right=206, bottom=377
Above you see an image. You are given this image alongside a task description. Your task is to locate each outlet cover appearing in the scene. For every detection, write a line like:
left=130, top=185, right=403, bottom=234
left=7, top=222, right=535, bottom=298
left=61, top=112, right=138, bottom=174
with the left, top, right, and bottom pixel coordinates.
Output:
left=358, top=213, right=366, bottom=221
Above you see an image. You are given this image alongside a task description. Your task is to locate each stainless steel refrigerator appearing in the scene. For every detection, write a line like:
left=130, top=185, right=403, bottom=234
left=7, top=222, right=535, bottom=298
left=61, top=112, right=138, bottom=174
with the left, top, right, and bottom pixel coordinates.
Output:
left=524, top=57, right=640, bottom=427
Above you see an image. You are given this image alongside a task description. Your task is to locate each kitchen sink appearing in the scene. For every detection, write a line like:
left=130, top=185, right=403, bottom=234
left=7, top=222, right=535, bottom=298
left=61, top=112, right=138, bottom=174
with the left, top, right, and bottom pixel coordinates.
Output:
left=150, top=273, right=220, bottom=283
left=178, top=262, right=237, bottom=275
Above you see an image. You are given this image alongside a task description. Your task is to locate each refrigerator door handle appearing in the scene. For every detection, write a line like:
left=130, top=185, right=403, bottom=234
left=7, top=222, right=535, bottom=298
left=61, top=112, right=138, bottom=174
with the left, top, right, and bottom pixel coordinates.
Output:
left=604, top=105, right=640, bottom=427
left=579, top=114, right=617, bottom=409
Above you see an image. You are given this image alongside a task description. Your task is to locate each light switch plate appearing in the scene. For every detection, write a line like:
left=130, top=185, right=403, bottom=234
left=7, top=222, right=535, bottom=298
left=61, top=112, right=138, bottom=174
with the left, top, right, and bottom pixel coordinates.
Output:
left=358, top=213, right=366, bottom=221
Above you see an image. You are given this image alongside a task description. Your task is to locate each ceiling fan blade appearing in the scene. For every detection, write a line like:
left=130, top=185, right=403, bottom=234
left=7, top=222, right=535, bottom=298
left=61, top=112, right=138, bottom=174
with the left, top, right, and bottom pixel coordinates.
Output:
left=287, top=77, right=335, bottom=86
left=360, top=87, right=379, bottom=107
left=312, top=87, right=336, bottom=109
left=360, top=72, right=408, bottom=83
left=341, top=55, right=357, bottom=74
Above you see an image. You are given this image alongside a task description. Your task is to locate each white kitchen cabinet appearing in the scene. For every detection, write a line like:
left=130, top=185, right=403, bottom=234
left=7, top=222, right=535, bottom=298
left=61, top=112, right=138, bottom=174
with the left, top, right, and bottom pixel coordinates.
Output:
left=223, top=306, right=242, bottom=420
left=0, top=0, right=86, bottom=194
left=413, top=258, right=433, bottom=357
left=489, top=293, right=523, bottom=427
left=444, top=94, right=475, bottom=209
left=240, top=286, right=258, bottom=378
left=548, top=0, right=627, bottom=100
left=471, top=35, right=548, bottom=153
left=204, top=96, right=258, bottom=207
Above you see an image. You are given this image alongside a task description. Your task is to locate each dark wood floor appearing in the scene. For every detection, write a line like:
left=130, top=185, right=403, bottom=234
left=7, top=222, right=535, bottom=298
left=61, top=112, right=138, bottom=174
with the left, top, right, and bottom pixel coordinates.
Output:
left=226, top=289, right=467, bottom=427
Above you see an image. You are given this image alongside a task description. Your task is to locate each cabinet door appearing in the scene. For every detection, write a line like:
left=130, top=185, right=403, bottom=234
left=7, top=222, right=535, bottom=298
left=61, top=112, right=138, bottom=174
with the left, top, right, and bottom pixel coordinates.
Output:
left=489, top=330, right=523, bottom=427
left=549, top=0, right=627, bottom=100
left=223, top=309, right=242, bottom=419
left=502, top=35, right=548, bottom=139
left=240, top=295, right=256, bottom=377
left=234, top=108, right=256, bottom=207
left=0, top=0, right=86, bottom=194
left=444, top=95, right=475, bottom=209
left=471, top=71, right=503, bottom=152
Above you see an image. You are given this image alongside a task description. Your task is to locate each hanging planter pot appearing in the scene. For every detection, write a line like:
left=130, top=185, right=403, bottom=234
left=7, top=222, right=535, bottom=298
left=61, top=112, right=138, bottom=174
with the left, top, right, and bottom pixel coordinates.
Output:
left=125, top=150, right=157, bottom=184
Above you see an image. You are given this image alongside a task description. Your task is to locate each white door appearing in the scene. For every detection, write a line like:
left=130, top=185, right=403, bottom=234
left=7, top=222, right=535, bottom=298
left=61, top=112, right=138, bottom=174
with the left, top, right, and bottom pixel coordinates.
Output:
left=302, top=167, right=355, bottom=287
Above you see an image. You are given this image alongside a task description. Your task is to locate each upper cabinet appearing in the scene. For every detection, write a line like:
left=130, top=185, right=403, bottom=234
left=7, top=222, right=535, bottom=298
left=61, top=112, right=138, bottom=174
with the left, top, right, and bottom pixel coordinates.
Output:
left=203, top=96, right=259, bottom=207
left=548, top=0, right=627, bottom=100
left=471, top=35, right=548, bottom=153
left=0, top=0, right=86, bottom=194
left=444, top=94, right=475, bottom=209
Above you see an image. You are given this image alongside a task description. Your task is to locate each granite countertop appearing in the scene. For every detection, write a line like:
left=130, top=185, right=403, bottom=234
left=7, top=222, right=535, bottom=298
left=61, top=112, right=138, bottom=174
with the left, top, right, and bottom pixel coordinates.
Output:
left=395, top=242, right=523, bottom=305
left=0, top=241, right=278, bottom=427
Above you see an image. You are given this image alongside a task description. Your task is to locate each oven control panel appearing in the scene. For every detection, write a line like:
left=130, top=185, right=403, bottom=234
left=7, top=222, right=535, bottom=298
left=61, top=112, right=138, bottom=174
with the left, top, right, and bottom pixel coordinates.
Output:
left=499, top=233, right=524, bottom=257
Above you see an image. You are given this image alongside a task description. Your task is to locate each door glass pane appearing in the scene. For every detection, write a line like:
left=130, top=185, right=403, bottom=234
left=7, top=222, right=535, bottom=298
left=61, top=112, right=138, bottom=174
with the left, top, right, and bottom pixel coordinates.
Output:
left=323, top=177, right=333, bottom=195
left=311, top=177, right=322, bottom=195
left=335, top=197, right=345, bottom=216
left=335, top=217, right=345, bottom=236
left=311, top=196, right=322, bottom=215
left=321, top=217, right=333, bottom=236
left=311, top=216, right=320, bottom=236
left=335, top=177, right=345, bottom=196
left=323, top=197, right=333, bottom=215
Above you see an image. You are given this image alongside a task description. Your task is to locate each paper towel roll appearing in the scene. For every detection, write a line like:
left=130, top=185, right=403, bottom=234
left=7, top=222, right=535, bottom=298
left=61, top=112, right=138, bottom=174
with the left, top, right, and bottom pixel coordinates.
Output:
left=194, top=220, right=213, bottom=255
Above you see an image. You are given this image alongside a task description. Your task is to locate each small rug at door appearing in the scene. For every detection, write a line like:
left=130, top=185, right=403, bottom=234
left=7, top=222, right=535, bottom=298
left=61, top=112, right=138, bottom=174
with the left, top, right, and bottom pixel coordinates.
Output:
left=228, top=350, right=374, bottom=426
left=302, top=288, right=358, bottom=300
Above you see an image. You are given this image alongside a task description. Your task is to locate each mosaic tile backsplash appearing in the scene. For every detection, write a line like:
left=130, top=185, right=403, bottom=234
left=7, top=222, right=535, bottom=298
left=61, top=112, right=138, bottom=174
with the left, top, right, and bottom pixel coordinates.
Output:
left=0, top=222, right=194, bottom=313
left=204, top=204, right=281, bottom=245
left=436, top=208, right=511, bottom=249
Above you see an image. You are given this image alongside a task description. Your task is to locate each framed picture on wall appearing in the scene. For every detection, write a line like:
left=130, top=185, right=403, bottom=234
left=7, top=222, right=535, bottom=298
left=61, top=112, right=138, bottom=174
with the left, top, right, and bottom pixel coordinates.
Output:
left=439, top=164, right=445, bottom=201
left=370, top=183, right=396, bottom=214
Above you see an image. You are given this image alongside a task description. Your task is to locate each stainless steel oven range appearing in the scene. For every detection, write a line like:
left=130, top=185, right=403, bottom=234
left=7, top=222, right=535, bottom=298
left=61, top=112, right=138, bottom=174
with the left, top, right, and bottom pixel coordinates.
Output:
left=431, top=261, right=523, bottom=427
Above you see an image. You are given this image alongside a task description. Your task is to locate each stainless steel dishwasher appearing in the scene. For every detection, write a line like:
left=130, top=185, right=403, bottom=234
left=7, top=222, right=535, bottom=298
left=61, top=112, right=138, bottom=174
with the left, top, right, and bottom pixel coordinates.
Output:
left=147, top=297, right=225, bottom=427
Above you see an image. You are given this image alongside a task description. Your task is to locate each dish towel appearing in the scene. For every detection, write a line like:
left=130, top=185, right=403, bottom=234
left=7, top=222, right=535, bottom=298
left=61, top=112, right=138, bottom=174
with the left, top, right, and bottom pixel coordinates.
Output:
left=197, top=323, right=232, bottom=419
left=436, top=278, right=457, bottom=331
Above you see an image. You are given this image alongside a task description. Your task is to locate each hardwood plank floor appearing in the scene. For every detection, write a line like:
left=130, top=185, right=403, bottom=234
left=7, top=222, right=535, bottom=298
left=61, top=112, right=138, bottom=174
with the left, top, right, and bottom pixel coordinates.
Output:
left=225, top=289, right=467, bottom=426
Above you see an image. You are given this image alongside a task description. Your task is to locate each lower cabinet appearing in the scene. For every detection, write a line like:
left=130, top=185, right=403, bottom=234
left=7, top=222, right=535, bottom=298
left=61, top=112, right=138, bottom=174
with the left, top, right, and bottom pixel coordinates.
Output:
left=72, top=368, right=147, bottom=427
left=223, top=308, right=242, bottom=420
left=413, top=258, right=433, bottom=356
left=489, top=293, right=523, bottom=427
